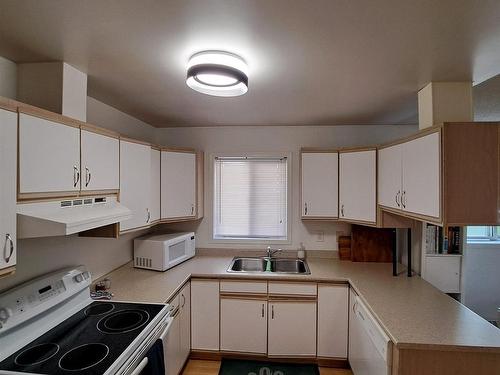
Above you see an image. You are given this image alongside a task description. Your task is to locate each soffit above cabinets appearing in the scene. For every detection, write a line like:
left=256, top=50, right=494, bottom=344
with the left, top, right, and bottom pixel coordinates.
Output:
left=1, top=1, right=500, bottom=127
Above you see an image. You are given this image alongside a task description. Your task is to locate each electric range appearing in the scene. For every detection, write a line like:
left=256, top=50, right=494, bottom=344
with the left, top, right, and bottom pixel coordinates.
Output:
left=0, top=267, right=171, bottom=375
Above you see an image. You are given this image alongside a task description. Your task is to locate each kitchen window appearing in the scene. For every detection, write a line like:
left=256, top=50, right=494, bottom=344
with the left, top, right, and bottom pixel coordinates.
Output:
left=467, top=226, right=500, bottom=243
left=213, top=156, right=288, bottom=241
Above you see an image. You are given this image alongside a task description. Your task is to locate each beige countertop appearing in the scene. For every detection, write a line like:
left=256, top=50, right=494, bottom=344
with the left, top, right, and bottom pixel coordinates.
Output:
left=99, top=254, right=500, bottom=352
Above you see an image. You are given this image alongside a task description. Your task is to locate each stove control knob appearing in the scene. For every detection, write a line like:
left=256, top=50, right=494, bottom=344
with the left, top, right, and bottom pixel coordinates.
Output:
left=0, top=307, right=13, bottom=324
left=74, top=273, right=84, bottom=283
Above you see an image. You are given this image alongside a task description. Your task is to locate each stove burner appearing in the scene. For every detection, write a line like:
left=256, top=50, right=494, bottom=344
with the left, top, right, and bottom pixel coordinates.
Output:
left=97, top=309, right=150, bottom=334
left=84, top=303, right=115, bottom=316
left=58, top=343, right=109, bottom=371
left=14, top=343, right=59, bottom=366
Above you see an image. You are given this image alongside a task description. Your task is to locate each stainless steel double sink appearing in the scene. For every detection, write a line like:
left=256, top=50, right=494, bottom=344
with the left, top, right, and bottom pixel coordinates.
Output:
left=227, top=257, right=310, bottom=274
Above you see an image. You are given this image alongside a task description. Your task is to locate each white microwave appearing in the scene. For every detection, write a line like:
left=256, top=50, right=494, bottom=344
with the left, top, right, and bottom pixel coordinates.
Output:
left=133, top=232, right=195, bottom=271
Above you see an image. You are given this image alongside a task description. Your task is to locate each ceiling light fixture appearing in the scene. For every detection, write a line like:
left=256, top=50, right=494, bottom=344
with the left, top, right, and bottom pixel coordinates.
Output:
left=186, top=51, right=248, bottom=97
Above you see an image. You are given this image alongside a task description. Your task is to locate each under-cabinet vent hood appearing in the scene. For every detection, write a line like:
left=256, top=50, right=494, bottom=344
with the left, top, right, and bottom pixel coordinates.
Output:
left=17, top=196, right=131, bottom=238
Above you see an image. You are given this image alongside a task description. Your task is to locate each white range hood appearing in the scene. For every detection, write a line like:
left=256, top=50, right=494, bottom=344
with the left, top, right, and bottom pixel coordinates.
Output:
left=17, top=196, right=131, bottom=238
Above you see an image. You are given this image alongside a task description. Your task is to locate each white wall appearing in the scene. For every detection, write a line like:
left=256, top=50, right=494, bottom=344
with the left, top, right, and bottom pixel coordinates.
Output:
left=0, top=55, right=16, bottom=99
left=87, top=97, right=156, bottom=143
left=156, top=125, right=417, bottom=252
left=463, top=243, right=500, bottom=321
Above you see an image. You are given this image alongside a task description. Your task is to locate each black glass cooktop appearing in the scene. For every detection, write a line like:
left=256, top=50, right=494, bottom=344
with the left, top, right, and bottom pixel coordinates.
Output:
left=0, top=301, right=164, bottom=375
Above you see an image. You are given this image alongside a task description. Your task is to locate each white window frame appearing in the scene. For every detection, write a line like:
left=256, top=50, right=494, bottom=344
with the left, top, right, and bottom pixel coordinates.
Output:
left=209, top=152, right=292, bottom=245
left=466, top=226, right=500, bottom=244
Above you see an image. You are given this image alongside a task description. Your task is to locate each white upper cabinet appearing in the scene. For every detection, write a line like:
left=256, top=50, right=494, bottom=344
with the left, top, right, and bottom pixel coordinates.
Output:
left=402, top=132, right=441, bottom=219
left=150, top=148, right=161, bottom=223
left=301, top=151, right=339, bottom=218
left=80, top=129, right=119, bottom=191
left=0, top=108, right=17, bottom=274
left=120, top=140, right=151, bottom=232
left=161, top=151, right=196, bottom=219
left=378, top=143, right=403, bottom=210
left=19, top=113, right=80, bottom=195
left=339, top=150, right=376, bottom=223
left=378, top=131, right=441, bottom=220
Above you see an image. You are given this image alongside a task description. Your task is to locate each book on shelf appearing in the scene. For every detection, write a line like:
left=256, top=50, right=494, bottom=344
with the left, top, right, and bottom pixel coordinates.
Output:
left=425, top=224, right=461, bottom=255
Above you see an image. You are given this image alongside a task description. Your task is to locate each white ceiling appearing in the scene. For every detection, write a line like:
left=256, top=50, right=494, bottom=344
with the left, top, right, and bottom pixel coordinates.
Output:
left=1, top=0, right=500, bottom=127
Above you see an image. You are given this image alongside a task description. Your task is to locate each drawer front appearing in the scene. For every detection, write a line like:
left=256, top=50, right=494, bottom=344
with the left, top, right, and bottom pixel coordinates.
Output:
left=220, top=280, right=268, bottom=294
left=268, top=282, right=317, bottom=296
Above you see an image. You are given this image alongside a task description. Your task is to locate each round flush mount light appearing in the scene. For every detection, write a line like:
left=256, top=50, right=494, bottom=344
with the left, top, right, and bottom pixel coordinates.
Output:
left=186, top=51, right=248, bottom=97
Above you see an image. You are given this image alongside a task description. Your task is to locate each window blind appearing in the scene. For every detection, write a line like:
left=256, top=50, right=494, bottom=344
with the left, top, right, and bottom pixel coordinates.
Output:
left=214, top=156, right=288, bottom=240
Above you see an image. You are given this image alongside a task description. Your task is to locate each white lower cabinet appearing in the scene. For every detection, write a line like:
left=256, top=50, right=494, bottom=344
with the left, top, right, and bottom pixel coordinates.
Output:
left=164, top=282, right=190, bottom=375
left=191, top=279, right=219, bottom=351
left=0, top=107, right=17, bottom=274
left=317, top=284, right=349, bottom=358
left=220, top=297, right=267, bottom=354
left=424, top=255, right=461, bottom=293
left=268, top=300, right=317, bottom=357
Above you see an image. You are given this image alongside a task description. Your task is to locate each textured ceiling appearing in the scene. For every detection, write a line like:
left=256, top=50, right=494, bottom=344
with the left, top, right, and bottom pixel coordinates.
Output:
left=1, top=0, right=500, bottom=127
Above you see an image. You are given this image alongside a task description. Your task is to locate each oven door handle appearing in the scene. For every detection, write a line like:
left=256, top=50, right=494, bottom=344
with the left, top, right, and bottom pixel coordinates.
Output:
left=160, top=316, right=174, bottom=341
left=130, top=357, right=148, bottom=375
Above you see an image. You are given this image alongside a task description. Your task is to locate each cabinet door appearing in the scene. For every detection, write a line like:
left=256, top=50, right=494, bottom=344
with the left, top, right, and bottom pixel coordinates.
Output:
left=163, top=295, right=181, bottom=375
left=81, top=130, right=119, bottom=191
left=424, top=255, right=461, bottom=293
left=317, top=284, right=349, bottom=358
left=339, top=150, right=376, bottom=223
left=268, top=301, right=316, bottom=357
left=301, top=152, right=339, bottom=218
left=0, top=109, right=17, bottom=272
left=220, top=298, right=267, bottom=354
left=161, top=151, right=196, bottom=219
left=19, top=113, right=80, bottom=195
left=402, top=132, right=441, bottom=219
left=119, top=140, right=151, bottom=232
left=378, top=144, right=403, bottom=210
left=191, top=279, right=219, bottom=351
left=150, top=148, right=161, bottom=222
left=179, top=282, right=191, bottom=368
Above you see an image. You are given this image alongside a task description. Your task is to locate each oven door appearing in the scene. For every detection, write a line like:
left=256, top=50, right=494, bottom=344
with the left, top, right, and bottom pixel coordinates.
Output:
left=117, top=317, right=173, bottom=375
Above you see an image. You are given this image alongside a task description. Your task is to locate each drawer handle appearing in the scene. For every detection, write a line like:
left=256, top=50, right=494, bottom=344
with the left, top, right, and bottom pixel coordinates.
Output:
left=4, top=234, right=14, bottom=263
left=271, top=305, right=275, bottom=319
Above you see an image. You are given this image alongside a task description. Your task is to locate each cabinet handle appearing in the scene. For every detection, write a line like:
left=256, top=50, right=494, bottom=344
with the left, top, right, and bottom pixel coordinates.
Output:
left=73, top=166, right=80, bottom=188
left=304, top=202, right=308, bottom=215
left=402, top=191, right=406, bottom=209
left=261, top=303, right=264, bottom=318
left=4, top=234, right=14, bottom=263
left=396, top=190, right=401, bottom=207
left=85, top=167, right=91, bottom=187
left=191, top=204, right=194, bottom=215
left=181, top=293, right=186, bottom=308
left=341, top=204, right=344, bottom=217
left=271, top=305, right=275, bottom=319
left=146, top=208, right=151, bottom=223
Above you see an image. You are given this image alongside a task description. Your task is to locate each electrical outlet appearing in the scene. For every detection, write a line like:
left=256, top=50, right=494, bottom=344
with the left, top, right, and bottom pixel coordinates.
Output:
left=315, top=231, right=324, bottom=242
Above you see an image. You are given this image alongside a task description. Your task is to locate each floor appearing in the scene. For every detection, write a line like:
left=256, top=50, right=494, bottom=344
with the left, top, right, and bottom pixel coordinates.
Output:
left=182, top=360, right=353, bottom=375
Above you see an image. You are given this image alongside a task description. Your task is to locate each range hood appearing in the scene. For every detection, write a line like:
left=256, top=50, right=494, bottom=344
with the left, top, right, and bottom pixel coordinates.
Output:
left=17, top=196, right=132, bottom=238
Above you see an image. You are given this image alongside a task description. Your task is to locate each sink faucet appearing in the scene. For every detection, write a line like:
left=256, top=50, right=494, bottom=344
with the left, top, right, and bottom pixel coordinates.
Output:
left=266, top=246, right=282, bottom=259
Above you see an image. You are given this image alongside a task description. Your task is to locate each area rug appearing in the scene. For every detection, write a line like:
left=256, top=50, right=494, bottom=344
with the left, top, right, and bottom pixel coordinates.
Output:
left=218, top=359, right=320, bottom=375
